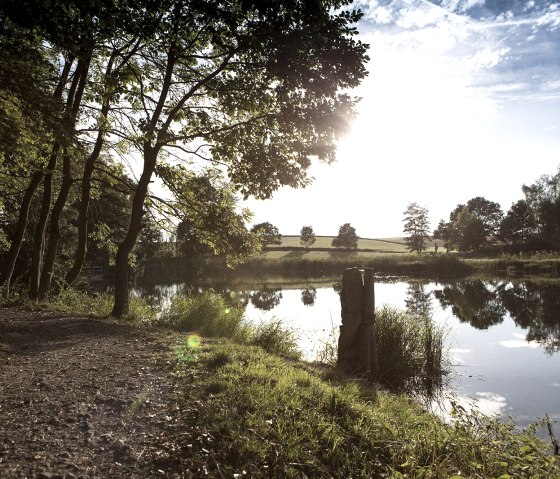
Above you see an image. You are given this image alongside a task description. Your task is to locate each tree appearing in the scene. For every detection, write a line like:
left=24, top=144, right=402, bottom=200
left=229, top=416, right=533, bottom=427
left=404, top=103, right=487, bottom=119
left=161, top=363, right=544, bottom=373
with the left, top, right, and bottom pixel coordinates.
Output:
left=332, top=223, right=358, bottom=249
left=170, top=167, right=259, bottom=263
left=402, top=202, right=430, bottom=254
left=251, top=222, right=282, bottom=247
left=433, top=219, right=453, bottom=253
left=110, top=0, right=368, bottom=316
left=300, top=226, right=316, bottom=248
left=449, top=197, right=503, bottom=238
left=454, top=207, right=486, bottom=252
left=498, top=200, right=535, bottom=253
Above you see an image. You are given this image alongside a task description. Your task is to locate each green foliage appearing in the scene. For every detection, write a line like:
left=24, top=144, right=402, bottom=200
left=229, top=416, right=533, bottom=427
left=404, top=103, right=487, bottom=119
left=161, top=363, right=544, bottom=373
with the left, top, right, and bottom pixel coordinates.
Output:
left=454, top=207, right=486, bottom=252
left=403, top=202, right=430, bottom=254
left=167, top=166, right=260, bottom=265
left=174, top=340, right=560, bottom=478
left=250, top=318, right=301, bottom=360
left=332, top=223, right=358, bottom=249
left=300, top=225, right=316, bottom=247
left=251, top=222, right=282, bottom=247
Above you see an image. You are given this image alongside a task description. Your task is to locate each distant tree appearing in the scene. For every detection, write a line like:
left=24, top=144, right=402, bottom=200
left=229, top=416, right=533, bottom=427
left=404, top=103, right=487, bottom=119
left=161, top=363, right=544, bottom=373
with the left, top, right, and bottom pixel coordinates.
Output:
left=450, top=197, right=503, bottom=238
left=251, top=222, right=281, bottom=246
left=498, top=200, right=535, bottom=252
left=332, top=223, right=358, bottom=249
left=433, top=219, right=453, bottom=253
left=454, top=207, right=486, bottom=252
left=300, top=226, right=316, bottom=248
left=402, top=202, right=430, bottom=254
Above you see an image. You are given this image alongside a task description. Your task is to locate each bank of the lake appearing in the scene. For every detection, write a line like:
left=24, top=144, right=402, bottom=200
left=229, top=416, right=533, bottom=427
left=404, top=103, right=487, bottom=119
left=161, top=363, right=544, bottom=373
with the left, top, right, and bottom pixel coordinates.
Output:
left=5, top=297, right=559, bottom=478
left=175, top=338, right=559, bottom=478
left=145, top=250, right=560, bottom=283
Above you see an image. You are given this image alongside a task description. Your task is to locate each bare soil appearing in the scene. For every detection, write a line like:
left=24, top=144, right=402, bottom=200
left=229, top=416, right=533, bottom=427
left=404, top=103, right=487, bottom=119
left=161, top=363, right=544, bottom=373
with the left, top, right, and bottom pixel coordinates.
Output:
left=0, top=307, right=193, bottom=478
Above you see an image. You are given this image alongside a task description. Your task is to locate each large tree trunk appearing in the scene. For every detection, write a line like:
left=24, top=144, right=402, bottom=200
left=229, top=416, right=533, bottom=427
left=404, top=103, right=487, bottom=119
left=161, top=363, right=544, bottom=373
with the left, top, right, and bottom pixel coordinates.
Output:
left=111, top=146, right=158, bottom=317
left=38, top=151, right=73, bottom=299
left=65, top=54, right=115, bottom=287
left=29, top=56, right=89, bottom=299
left=0, top=57, right=73, bottom=297
left=29, top=144, right=60, bottom=299
left=37, top=54, right=91, bottom=298
left=0, top=171, right=44, bottom=296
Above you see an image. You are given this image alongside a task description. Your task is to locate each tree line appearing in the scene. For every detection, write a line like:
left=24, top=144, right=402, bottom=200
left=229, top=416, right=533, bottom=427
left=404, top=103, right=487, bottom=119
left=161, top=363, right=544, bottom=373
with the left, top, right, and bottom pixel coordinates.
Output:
left=0, top=0, right=368, bottom=315
left=403, top=166, right=560, bottom=254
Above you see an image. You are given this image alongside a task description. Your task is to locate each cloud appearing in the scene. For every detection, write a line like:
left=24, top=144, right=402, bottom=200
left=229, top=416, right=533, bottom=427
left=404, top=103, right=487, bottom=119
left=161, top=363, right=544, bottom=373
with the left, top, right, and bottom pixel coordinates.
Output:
left=441, top=0, right=486, bottom=14
left=498, top=339, right=540, bottom=348
left=396, top=5, right=448, bottom=28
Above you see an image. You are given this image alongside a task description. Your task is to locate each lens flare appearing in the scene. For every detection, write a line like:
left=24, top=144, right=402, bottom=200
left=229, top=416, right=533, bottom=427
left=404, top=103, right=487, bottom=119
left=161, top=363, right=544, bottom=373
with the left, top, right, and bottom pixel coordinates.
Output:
left=187, top=334, right=201, bottom=349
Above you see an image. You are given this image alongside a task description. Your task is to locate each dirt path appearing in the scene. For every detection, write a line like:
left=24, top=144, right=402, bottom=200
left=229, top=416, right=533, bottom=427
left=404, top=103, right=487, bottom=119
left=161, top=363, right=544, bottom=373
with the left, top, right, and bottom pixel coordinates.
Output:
left=0, top=307, right=190, bottom=478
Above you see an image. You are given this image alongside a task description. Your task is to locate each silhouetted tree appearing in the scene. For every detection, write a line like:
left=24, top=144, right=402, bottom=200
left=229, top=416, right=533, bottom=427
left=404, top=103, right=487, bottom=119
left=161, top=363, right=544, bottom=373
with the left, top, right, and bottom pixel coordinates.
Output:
left=433, top=219, right=453, bottom=253
left=454, top=207, right=486, bottom=252
left=332, top=223, right=358, bottom=249
left=403, top=202, right=430, bottom=254
left=301, top=286, right=317, bottom=306
left=498, top=200, right=535, bottom=252
left=300, top=225, right=316, bottom=247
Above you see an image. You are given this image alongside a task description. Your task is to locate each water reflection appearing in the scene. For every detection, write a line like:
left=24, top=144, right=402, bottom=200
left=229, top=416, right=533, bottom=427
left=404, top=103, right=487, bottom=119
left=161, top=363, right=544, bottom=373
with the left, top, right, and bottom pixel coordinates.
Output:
left=431, top=279, right=560, bottom=353
left=434, top=280, right=506, bottom=330
left=499, top=282, right=560, bottom=354
left=301, top=286, right=317, bottom=306
left=405, top=282, right=433, bottom=318
left=250, top=287, right=283, bottom=311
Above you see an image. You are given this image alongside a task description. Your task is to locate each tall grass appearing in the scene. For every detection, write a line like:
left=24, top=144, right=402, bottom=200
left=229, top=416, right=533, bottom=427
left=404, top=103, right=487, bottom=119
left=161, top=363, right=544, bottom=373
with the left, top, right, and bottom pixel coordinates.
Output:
left=157, top=291, right=301, bottom=358
left=314, top=305, right=448, bottom=394
left=375, top=306, right=447, bottom=393
left=157, top=290, right=248, bottom=339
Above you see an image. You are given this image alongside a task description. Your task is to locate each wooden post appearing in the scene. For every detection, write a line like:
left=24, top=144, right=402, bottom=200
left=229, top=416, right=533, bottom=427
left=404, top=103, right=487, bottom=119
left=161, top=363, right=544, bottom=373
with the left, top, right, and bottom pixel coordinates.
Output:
left=337, top=267, right=377, bottom=378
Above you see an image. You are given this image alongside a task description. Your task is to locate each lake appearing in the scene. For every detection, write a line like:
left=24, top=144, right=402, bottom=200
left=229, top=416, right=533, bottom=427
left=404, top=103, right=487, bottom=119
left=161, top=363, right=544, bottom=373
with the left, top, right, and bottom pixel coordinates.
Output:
left=136, top=276, right=560, bottom=432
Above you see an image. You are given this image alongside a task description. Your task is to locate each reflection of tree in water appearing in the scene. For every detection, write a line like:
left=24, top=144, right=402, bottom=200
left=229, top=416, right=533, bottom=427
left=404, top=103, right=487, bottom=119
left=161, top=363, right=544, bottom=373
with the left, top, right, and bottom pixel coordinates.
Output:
left=405, top=282, right=432, bottom=318
left=213, top=288, right=250, bottom=307
left=250, top=287, right=283, bottom=311
left=332, top=282, right=342, bottom=295
left=434, top=280, right=505, bottom=329
left=499, top=281, right=560, bottom=354
left=301, top=286, right=317, bottom=306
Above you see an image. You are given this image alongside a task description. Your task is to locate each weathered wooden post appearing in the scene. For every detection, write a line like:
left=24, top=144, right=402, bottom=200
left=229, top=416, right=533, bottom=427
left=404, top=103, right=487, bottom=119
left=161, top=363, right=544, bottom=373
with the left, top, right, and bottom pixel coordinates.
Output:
left=337, top=267, right=378, bottom=377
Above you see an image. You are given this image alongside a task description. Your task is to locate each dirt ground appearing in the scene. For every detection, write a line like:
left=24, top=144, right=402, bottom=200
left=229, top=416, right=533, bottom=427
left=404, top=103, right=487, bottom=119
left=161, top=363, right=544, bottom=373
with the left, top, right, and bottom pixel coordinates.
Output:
left=0, top=307, right=194, bottom=478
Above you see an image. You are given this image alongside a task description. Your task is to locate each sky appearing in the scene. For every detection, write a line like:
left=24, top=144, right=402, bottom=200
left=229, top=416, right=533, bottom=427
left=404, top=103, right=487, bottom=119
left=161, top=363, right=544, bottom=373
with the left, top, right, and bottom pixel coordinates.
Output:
left=244, top=0, right=560, bottom=238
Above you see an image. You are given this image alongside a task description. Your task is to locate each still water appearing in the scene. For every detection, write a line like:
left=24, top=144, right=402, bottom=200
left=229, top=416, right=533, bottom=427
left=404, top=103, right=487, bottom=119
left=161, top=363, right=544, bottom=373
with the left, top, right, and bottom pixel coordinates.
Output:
left=139, top=277, right=560, bottom=429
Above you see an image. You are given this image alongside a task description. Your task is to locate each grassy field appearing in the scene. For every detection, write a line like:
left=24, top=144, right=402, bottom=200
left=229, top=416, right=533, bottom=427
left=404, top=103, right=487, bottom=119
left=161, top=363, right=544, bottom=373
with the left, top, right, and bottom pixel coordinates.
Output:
left=273, top=235, right=429, bottom=253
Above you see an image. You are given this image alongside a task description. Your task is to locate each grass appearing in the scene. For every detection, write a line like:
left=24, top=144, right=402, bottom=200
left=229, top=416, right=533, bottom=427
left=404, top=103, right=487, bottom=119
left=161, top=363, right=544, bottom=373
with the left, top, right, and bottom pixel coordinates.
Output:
left=174, top=339, right=560, bottom=478
left=375, top=306, right=447, bottom=392
left=40, top=288, right=157, bottom=322
left=275, top=235, right=413, bottom=252
left=156, top=290, right=301, bottom=358
left=236, top=251, right=473, bottom=279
